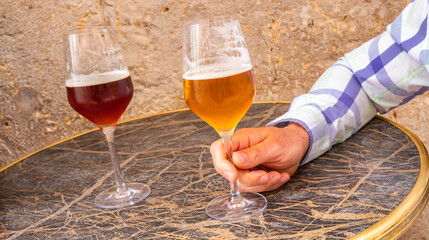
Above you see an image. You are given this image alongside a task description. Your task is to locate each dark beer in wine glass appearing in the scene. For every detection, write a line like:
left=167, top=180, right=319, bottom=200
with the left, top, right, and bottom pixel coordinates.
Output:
left=64, top=27, right=150, bottom=209
left=66, top=71, right=133, bottom=127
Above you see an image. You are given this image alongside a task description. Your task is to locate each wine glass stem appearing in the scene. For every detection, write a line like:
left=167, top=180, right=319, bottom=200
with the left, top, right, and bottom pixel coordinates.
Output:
left=103, top=125, right=128, bottom=194
left=220, top=131, right=243, bottom=204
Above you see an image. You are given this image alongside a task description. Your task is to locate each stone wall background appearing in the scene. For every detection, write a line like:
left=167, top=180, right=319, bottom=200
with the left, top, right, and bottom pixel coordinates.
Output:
left=1, top=0, right=428, bottom=238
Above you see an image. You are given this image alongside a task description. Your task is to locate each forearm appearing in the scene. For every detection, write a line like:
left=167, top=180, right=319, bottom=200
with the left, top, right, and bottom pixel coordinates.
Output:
left=268, top=58, right=378, bottom=165
left=270, top=0, right=429, bottom=165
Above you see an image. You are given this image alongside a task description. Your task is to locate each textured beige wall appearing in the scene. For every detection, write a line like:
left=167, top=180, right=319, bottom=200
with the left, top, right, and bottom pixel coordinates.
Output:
left=1, top=0, right=428, bottom=237
left=1, top=0, right=415, bottom=167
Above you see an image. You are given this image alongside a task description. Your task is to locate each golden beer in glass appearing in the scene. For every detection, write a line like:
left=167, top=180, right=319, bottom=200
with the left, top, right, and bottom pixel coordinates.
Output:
left=183, top=68, right=255, bottom=132
left=182, top=16, right=267, bottom=220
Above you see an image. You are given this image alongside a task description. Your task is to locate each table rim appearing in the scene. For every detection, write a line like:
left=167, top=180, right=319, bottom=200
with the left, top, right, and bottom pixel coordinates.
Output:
left=1, top=101, right=428, bottom=240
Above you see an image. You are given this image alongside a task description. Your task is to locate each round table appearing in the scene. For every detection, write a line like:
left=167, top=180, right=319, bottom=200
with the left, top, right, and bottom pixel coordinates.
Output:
left=1, top=102, right=428, bottom=239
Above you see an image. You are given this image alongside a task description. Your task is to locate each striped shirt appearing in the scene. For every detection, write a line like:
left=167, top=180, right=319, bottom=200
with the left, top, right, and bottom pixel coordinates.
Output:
left=268, top=0, right=429, bottom=165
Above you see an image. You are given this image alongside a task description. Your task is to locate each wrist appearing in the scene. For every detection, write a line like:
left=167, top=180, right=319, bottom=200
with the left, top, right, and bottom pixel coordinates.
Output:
left=288, top=122, right=310, bottom=147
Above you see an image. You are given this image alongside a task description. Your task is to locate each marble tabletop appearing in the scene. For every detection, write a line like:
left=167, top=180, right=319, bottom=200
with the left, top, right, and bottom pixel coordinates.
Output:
left=1, top=102, right=429, bottom=239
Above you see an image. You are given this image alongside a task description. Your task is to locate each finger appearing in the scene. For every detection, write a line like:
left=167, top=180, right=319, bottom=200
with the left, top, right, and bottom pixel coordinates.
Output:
left=235, top=169, right=269, bottom=187
left=233, top=139, right=282, bottom=170
left=239, top=172, right=289, bottom=192
left=233, top=126, right=305, bottom=171
left=231, top=128, right=273, bottom=169
left=210, top=139, right=237, bottom=183
left=237, top=170, right=290, bottom=192
left=232, top=127, right=268, bottom=150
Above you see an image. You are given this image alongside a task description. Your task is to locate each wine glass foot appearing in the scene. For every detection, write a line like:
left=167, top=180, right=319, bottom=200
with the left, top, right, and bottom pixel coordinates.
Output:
left=94, top=183, right=150, bottom=209
left=205, top=192, right=267, bottom=221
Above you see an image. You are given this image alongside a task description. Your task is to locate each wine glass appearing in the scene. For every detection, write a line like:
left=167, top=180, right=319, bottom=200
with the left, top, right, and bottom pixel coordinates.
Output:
left=64, top=26, right=150, bottom=209
left=182, top=16, right=267, bottom=220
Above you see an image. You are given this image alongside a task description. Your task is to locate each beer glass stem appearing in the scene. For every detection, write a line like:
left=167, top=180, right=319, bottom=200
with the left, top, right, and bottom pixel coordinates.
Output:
left=103, top=125, right=128, bottom=194
left=206, top=128, right=266, bottom=220
left=220, top=131, right=244, bottom=205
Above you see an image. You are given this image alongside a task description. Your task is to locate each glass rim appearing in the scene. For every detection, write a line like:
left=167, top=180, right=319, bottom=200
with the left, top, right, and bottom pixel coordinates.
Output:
left=63, top=26, right=113, bottom=37
left=183, top=15, right=239, bottom=27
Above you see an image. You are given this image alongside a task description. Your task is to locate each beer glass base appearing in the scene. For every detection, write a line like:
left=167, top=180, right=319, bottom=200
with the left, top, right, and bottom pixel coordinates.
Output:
left=94, top=183, right=150, bottom=209
left=205, top=192, right=267, bottom=221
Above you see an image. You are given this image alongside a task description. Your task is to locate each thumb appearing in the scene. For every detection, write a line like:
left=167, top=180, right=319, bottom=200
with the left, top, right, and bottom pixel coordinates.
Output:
left=232, top=140, right=275, bottom=169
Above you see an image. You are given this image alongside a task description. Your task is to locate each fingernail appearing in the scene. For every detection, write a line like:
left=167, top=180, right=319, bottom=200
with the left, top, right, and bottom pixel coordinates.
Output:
left=281, top=174, right=290, bottom=182
left=223, top=171, right=234, bottom=182
left=235, top=152, right=247, bottom=165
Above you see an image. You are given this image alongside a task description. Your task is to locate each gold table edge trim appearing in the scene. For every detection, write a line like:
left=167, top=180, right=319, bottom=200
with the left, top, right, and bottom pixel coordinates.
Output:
left=350, top=115, right=429, bottom=240
left=1, top=101, right=428, bottom=240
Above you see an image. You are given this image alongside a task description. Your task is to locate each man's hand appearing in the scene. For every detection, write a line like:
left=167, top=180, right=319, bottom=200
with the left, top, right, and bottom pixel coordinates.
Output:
left=210, top=123, right=309, bottom=192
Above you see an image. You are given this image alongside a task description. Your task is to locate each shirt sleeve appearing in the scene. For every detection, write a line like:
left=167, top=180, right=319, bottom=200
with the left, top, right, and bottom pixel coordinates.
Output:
left=268, top=0, right=429, bottom=165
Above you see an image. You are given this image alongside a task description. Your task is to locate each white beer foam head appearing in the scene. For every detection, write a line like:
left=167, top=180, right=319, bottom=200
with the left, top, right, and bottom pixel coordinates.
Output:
left=183, top=64, right=251, bottom=80
left=184, top=47, right=251, bottom=73
left=66, top=70, right=130, bottom=87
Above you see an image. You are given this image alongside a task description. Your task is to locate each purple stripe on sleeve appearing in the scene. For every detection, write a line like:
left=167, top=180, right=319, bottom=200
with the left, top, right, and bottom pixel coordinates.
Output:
left=368, top=35, right=382, bottom=60
left=304, top=103, right=338, bottom=149
left=318, top=75, right=361, bottom=119
left=374, top=69, right=410, bottom=97
left=310, top=89, right=363, bottom=128
left=419, top=50, right=429, bottom=64
left=355, top=43, right=403, bottom=82
left=400, top=17, right=427, bottom=52
left=390, top=13, right=403, bottom=42
left=368, top=34, right=410, bottom=96
left=397, top=86, right=429, bottom=109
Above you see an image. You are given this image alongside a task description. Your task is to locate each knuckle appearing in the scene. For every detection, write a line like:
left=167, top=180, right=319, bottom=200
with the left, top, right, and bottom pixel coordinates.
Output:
left=248, top=147, right=262, bottom=161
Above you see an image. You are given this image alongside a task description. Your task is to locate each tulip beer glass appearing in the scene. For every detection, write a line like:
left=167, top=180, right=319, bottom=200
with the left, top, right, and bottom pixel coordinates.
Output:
left=182, top=16, right=267, bottom=220
left=64, top=27, right=150, bottom=209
